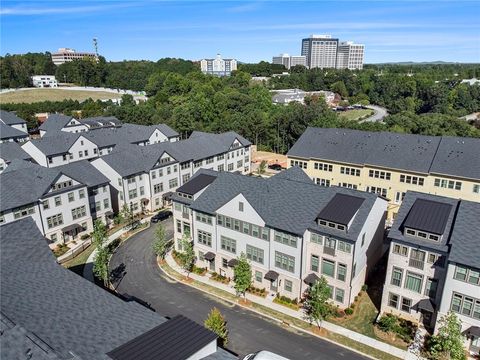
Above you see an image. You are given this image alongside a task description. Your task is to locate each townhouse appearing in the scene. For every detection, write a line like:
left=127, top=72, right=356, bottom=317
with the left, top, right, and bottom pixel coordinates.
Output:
left=287, top=128, right=480, bottom=223
left=0, top=161, right=93, bottom=244
left=39, top=114, right=89, bottom=136
left=172, top=167, right=387, bottom=307
left=0, top=217, right=234, bottom=360
left=92, top=131, right=252, bottom=215
left=380, top=192, right=480, bottom=355
left=0, top=110, right=29, bottom=143
left=437, top=201, right=480, bottom=355
left=22, top=122, right=180, bottom=167
left=0, top=142, right=32, bottom=173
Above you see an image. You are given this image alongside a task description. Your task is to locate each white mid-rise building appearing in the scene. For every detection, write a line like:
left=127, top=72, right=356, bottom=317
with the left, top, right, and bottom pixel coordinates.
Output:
left=200, top=54, right=237, bottom=76
left=51, top=48, right=97, bottom=66
left=272, top=54, right=306, bottom=69
left=336, top=42, right=365, bottom=70
left=31, top=75, right=58, bottom=88
left=301, top=35, right=339, bottom=69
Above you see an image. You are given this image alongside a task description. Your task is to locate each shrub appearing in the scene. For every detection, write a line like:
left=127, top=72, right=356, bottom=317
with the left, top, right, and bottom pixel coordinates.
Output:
left=354, top=296, right=359, bottom=302
left=345, top=308, right=354, bottom=315
left=378, top=314, right=397, bottom=332
left=350, top=303, right=355, bottom=309
left=361, top=284, right=368, bottom=292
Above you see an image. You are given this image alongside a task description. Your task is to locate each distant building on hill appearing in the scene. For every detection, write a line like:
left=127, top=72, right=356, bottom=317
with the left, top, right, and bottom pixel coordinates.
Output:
left=200, top=54, right=237, bottom=76
left=51, top=48, right=97, bottom=66
left=272, top=54, right=306, bottom=69
left=31, top=75, right=58, bottom=88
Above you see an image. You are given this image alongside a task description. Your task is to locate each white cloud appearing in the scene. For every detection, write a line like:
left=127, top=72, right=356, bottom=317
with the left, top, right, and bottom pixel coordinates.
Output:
left=0, top=3, right=136, bottom=16
left=226, top=1, right=262, bottom=13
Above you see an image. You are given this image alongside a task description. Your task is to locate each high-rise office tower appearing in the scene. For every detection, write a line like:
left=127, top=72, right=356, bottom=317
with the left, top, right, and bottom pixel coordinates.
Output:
left=301, top=35, right=339, bottom=69
left=336, top=42, right=365, bottom=70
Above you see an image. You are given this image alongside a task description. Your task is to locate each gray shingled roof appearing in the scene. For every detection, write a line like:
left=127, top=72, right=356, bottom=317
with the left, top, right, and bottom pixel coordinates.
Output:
left=403, top=199, right=453, bottom=235
left=57, top=160, right=110, bottom=188
left=287, top=127, right=479, bottom=178
left=39, top=114, right=73, bottom=132
left=0, top=123, right=28, bottom=140
left=153, top=123, right=179, bottom=138
left=27, top=132, right=81, bottom=156
left=0, top=110, right=26, bottom=125
left=0, top=218, right=167, bottom=360
left=0, top=142, right=32, bottom=163
left=190, top=167, right=382, bottom=240
left=448, top=200, right=480, bottom=269
left=81, top=116, right=122, bottom=129
left=429, top=136, right=480, bottom=180
left=388, top=191, right=459, bottom=252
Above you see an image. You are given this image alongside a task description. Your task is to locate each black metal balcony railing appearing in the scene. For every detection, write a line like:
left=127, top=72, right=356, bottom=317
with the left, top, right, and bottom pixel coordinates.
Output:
left=409, top=258, right=425, bottom=270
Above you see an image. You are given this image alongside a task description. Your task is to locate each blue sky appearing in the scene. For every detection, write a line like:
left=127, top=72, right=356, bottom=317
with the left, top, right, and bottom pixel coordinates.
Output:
left=1, top=1, right=479, bottom=63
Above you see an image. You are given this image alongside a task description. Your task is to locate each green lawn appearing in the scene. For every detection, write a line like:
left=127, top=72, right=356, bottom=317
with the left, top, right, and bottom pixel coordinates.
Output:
left=338, top=109, right=373, bottom=121
left=0, top=88, right=121, bottom=104
left=62, top=244, right=95, bottom=276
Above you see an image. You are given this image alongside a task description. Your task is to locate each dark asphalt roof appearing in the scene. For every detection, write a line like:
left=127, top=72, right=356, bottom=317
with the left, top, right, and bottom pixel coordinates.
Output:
left=57, top=160, right=110, bottom=188
left=388, top=191, right=459, bottom=252
left=0, top=110, right=26, bottom=125
left=448, top=200, right=480, bottom=269
left=0, top=218, right=167, bottom=360
left=317, top=193, right=365, bottom=226
left=403, top=199, right=453, bottom=235
left=190, top=167, right=382, bottom=239
left=28, top=131, right=81, bottom=155
left=81, top=116, right=122, bottom=129
left=39, top=114, right=73, bottom=132
left=0, top=142, right=32, bottom=163
left=287, top=127, right=480, bottom=178
left=106, top=315, right=217, bottom=360
left=177, top=173, right=218, bottom=195
left=0, top=123, right=28, bottom=140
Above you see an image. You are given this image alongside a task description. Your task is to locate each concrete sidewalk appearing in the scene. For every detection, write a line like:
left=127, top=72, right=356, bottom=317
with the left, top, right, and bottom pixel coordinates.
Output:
left=164, top=252, right=415, bottom=360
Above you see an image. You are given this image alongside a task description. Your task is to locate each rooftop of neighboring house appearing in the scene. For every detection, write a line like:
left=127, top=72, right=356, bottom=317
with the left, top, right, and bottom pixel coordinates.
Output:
left=0, top=218, right=234, bottom=360
left=0, top=110, right=27, bottom=125
left=0, top=123, right=28, bottom=140
left=27, top=131, right=82, bottom=156
left=189, top=166, right=385, bottom=240
left=80, top=115, right=122, bottom=129
left=388, top=191, right=459, bottom=253
left=56, top=160, right=110, bottom=188
left=38, top=113, right=74, bottom=132
left=447, top=200, right=480, bottom=269
left=287, top=127, right=480, bottom=180
left=0, top=142, right=32, bottom=163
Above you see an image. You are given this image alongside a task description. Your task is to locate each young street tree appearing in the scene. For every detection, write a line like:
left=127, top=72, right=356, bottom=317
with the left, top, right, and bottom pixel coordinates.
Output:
left=179, top=235, right=195, bottom=277
left=427, top=312, right=466, bottom=360
left=204, top=307, right=229, bottom=347
left=92, top=219, right=107, bottom=248
left=233, top=253, right=252, bottom=298
left=92, top=220, right=110, bottom=286
left=152, top=223, right=171, bottom=259
left=303, top=276, right=333, bottom=329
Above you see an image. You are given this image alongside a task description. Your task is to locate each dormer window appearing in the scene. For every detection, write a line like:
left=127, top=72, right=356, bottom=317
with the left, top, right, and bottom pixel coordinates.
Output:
left=406, top=229, right=415, bottom=236
left=404, top=227, right=441, bottom=242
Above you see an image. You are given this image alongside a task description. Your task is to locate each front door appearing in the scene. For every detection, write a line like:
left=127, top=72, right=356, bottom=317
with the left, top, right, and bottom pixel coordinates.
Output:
left=209, top=260, right=215, bottom=272
left=270, top=279, right=278, bottom=292
left=421, top=310, right=433, bottom=328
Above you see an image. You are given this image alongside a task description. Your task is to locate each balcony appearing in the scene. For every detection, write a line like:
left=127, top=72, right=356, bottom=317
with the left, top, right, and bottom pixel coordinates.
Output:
left=323, top=246, right=335, bottom=256
left=409, top=258, right=425, bottom=270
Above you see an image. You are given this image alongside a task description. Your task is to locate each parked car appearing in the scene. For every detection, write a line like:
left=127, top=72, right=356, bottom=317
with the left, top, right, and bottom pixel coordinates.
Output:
left=150, top=210, right=172, bottom=223
left=243, top=351, right=290, bottom=360
left=268, top=163, right=283, bottom=171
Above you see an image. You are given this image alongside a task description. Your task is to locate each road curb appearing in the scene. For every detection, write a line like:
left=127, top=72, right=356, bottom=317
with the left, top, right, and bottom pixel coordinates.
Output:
left=157, top=257, right=381, bottom=360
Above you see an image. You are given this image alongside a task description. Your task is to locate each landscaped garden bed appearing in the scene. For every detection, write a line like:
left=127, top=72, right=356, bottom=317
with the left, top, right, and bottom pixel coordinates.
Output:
left=210, top=272, right=230, bottom=284
left=247, top=286, right=267, bottom=298
left=53, top=243, right=69, bottom=257
left=273, top=294, right=300, bottom=310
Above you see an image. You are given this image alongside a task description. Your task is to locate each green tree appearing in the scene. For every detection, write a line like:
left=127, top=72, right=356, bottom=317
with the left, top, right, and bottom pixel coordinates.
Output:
left=258, top=160, right=267, bottom=175
left=427, top=312, right=466, bottom=360
left=303, top=276, right=333, bottom=329
left=152, top=224, right=171, bottom=259
left=92, top=220, right=108, bottom=248
left=93, top=245, right=110, bottom=286
left=233, top=253, right=252, bottom=298
left=121, top=204, right=134, bottom=228
left=179, top=235, right=195, bottom=276
left=204, top=307, right=229, bottom=346
left=330, top=80, right=349, bottom=98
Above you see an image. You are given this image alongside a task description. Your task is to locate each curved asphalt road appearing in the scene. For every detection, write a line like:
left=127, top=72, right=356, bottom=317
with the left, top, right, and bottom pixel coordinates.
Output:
left=109, top=220, right=368, bottom=360
left=361, top=105, right=388, bottom=123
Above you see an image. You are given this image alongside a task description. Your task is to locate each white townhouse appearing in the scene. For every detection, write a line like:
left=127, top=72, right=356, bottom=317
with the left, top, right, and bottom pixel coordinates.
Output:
left=39, top=114, right=89, bottom=137
left=0, top=110, right=28, bottom=134
left=380, top=192, right=457, bottom=329
left=380, top=192, right=480, bottom=355
left=91, top=131, right=252, bottom=215
left=0, top=161, right=93, bottom=244
left=437, top=201, right=480, bottom=356
left=0, top=142, right=33, bottom=173
left=57, top=160, right=113, bottom=226
left=172, top=167, right=387, bottom=307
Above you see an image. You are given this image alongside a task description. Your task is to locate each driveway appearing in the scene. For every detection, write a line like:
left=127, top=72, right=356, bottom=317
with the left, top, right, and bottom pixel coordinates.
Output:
left=109, top=220, right=368, bottom=360
left=361, top=105, right=388, bottom=123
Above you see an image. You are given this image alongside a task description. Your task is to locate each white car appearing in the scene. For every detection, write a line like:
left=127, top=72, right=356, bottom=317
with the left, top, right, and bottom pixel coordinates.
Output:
left=243, top=351, right=290, bottom=360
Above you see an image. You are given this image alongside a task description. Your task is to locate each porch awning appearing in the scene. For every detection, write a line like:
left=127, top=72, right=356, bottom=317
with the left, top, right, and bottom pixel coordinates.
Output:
left=464, top=326, right=480, bottom=338
left=204, top=252, right=215, bottom=261
left=304, top=273, right=320, bottom=286
left=163, top=191, right=174, bottom=200
left=264, top=270, right=279, bottom=281
left=227, top=259, right=238, bottom=267
left=141, top=198, right=149, bottom=204
left=62, top=223, right=82, bottom=233
left=416, top=298, right=435, bottom=312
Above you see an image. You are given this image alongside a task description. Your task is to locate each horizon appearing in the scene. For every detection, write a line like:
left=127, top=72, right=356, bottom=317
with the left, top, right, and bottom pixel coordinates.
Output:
left=1, top=0, right=479, bottom=64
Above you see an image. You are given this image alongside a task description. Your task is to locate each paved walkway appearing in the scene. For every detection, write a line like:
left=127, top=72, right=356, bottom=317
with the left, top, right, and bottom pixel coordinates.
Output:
left=164, top=252, right=411, bottom=360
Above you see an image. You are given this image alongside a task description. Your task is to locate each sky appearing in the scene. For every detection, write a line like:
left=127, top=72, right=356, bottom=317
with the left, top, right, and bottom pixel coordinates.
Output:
left=1, top=0, right=479, bottom=64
